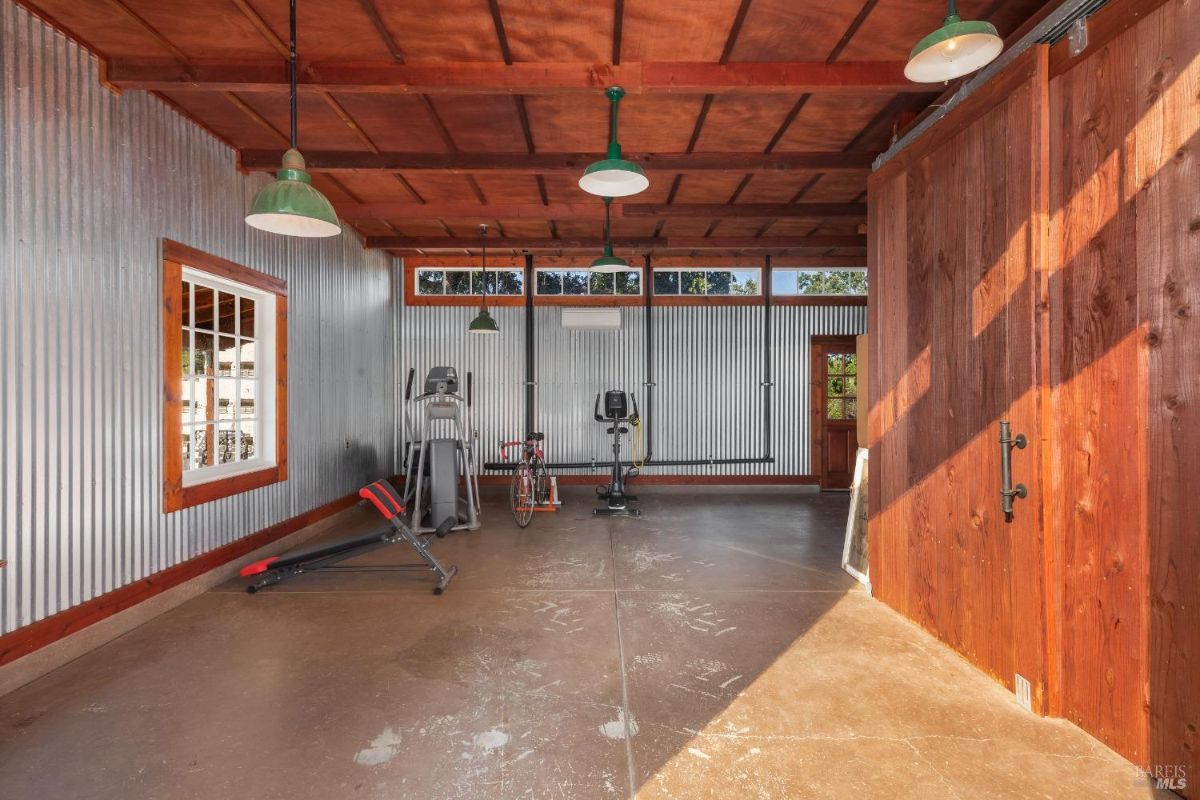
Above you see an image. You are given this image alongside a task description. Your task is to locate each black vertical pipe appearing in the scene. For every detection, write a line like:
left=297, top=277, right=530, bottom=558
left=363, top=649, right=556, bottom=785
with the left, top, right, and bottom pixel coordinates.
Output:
left=524, top=253, right=535, bottom=435
left=763, top=254, right=773, bottom=457
left=288, top=0, right=297, bottom=149
left=643, top=253, right=654, bottom=464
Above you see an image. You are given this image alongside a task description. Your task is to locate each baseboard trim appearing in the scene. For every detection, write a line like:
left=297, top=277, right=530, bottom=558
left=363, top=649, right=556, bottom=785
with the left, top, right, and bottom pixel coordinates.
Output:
left=478, top=474, right=819, bottom=486
left=0, top=489, right=361, bottom=672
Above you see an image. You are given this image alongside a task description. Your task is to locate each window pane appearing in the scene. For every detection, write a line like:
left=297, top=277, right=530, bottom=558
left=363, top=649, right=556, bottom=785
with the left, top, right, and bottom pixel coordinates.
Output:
left=417, top=270, right=444, bottom=295
left=181, top=280, right=191, bottom=328
left=653, top=271, right=679, bottom=295
left=844, top=354, right=857, bottom=376
left=218, top=291, right=236, bottom=334
left=827, top=398, right=844, bottom=420
left=216, top=336, right=236, bottom=377
left=828, top=376, right=845, bottom=396
left=845, top=398, right=858, bottom=419
left=240, top=296, right=255, bottom=338
left=181, top=427, right=193, bottom=471
left=844, top=376, right=857, bottom=397
left=218, top=421, right=237, bottom=464
left=192, top=331, right=213, bottom=377
left=681, top=271, right=707, bottom=295
left=493, top=269, right=524, bottom=296
left=240, top=420, right=257, bottom=460
left=729, top=270, right=760, bottom=295
left=446, top=270, right=472, bottom=295
left=562, top=271, right=588, bottom=295
left=240, top=340, right=257, bottom=378
left=194, top=285, right=214, bottom=329
left=827, top=353, right=843, bottom=373
left=536, top=270, right=562, bottom=295
left=794, top=269, right=869, bottom=296
left=705, top=271, right=733, bottom=295
left=195, top=378, right=215, bottom=421
left=589, top=272, right=614, bottom=295
left=194, top=425, right=213, bottom=467
left=239, top=379, right=256, bottom=418
left=616, top=271, right=640, bottom=295
left=217, top=379, right=237, bottom=420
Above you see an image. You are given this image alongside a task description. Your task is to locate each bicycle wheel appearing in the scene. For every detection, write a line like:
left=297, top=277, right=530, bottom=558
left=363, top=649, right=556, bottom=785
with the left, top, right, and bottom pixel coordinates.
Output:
left=531, top=456, right=551, bottom=507
left=510, top=464, right=535, bottom=528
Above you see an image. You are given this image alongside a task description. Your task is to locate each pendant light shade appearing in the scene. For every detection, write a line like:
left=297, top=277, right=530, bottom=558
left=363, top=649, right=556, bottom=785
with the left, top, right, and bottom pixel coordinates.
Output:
left=245, top=0, right=340, bottom=237
left=591, top=197, right=631, bottom=272
left=246, top=149, right=341, bottom=237
left=905, top=0, right=1002, bottom=83
left=579, top=87, right=649, bottom=198
left=468, top=224, right=500, bottom=335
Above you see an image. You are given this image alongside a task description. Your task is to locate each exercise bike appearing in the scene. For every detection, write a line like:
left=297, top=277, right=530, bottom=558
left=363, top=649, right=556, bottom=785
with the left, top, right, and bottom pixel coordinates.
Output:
left=593, top=390, right=641, bottom=517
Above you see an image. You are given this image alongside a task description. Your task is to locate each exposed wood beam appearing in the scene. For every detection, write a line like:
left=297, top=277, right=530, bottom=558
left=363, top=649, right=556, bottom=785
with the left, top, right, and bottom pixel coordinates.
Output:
left=320, top=92, right=381, bottom=153
left=487, top=0, right=514, bottom=64
left=104, top=60, right=923, bottom=94
left=356, top=0, right=406, bottom=62
left=239, top=149, right=875, bottom=173
left=338, top=201, right=866, bottom=220
left=103, top=0, right=191, bottom=63
left=366, top=235, right=866, bottom=250
left=224, top=93, right=289, bottom=145
left=626, top=202, right=865, bottom=218
left=231, top=0, right=288, bottom=58
left=826, top=0, right=879, bottom=64
left=719, top=0, right=754, bottom=64
left=612, top=0, right=625, bottom=65
left=764, top=93, right=810, bottom=154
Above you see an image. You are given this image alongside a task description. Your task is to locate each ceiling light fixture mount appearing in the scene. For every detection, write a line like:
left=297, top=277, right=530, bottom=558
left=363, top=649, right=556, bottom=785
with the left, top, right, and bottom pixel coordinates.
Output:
left=468, top=224, right=500, bottom=335
left=904, top=0, right=1003, bottom=84
left=591, top=197, right=631, bottom=272
left=245, top=0, right=340, bottom=237
left=579, top=86, right=650, bottom=198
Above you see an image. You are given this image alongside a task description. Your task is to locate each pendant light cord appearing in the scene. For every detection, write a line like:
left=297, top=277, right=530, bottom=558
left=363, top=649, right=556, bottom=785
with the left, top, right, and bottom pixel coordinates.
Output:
left=603, top=197, right=613, bottom=253
left=946, top=0, right=958, bottom=19
left=289, top=0, right=298, bottom=150
left=480, top=224, right=489, bottom=311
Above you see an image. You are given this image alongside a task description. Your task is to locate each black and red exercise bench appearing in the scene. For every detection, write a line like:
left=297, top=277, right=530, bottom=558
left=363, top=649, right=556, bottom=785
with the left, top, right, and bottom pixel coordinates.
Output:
left=240, top=479, right=458, bottom=594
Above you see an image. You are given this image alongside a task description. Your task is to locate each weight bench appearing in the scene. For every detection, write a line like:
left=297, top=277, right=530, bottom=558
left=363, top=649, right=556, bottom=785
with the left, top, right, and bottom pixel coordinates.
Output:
left=239, top=479, right=459, bottom=594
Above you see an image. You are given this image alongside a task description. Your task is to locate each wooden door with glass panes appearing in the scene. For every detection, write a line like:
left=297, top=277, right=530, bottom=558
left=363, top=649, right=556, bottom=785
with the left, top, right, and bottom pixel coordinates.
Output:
left=811, top=337, right=859, bottom=489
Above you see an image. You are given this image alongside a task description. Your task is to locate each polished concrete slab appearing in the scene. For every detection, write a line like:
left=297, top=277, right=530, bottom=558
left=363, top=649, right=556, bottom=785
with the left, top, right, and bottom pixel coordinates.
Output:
left=0, top=486, right=1162, bottom=799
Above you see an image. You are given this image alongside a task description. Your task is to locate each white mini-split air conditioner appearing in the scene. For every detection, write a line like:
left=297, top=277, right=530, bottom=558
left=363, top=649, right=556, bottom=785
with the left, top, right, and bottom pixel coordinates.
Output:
left=561, top=308, right=622, bottom=331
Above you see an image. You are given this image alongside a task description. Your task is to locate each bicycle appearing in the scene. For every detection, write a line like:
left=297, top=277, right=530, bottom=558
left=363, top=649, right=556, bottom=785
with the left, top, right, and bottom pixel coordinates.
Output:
left=499, top=432, right=551, bottom=528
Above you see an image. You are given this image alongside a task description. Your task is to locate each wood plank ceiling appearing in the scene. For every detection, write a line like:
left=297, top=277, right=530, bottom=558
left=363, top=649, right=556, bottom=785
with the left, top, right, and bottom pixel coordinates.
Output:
left=19, top=0, right=1048, bottom=258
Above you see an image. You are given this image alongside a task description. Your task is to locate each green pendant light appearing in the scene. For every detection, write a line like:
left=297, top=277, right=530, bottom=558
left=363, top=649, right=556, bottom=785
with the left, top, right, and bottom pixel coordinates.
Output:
left=591, top=197, right=631, bottom=273
left=468, top=224, right=500, bottom=335
left=905, top=0, right=1002, bottom=83
left=579, top=87, right=649, bottom=198
left=245, top=0, right=340, bottom=237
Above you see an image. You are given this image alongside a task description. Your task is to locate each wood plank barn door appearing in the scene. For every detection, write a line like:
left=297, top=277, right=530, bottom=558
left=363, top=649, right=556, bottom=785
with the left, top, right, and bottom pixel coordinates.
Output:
left=867, top=48, right=1053, bottom=711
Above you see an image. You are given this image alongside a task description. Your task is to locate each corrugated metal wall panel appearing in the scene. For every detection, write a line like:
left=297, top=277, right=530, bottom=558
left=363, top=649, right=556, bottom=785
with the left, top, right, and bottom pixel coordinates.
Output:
left=398, top=270, right=866, bottom=478
left=0, top=3, right=396, bottom=635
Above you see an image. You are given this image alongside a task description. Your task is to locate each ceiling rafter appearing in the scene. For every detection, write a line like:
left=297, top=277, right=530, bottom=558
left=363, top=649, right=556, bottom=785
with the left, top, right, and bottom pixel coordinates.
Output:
left=238, top=149, right=875, bottom=173
left=356, top=0, right=406, bottom=62
left=612, top=0, right=625, bottom=65
left=103, top=0, right=190, bottom=63
left=103, top=60, right=923, bottom=95
left=338, top=201, right=866, bottom=221
left=825, top=0, right=879, bottom=64
left=231, top=0, right=288, bottom=58
left=366, top=234, right=865, bottom=251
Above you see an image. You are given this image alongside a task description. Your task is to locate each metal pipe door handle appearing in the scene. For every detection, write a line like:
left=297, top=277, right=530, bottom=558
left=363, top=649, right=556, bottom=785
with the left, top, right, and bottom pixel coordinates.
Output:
left=999, top=420, right=1027, bottom=522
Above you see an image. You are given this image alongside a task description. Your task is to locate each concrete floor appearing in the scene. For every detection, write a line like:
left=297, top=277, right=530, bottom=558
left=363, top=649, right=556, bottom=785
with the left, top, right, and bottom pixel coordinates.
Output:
left=0, top=486, right=1162, bottom=799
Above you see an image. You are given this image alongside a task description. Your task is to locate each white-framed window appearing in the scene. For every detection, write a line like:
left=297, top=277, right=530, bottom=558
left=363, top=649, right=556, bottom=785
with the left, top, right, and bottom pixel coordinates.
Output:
left=772, top=268, right=868, bottom=296
left=535, top=268, right=643, bottom=296
left=415, top=267, right=525, bottom=296
left=652, top=268, right=762, bottom=296
left=180, top=268, right=277, bottom=487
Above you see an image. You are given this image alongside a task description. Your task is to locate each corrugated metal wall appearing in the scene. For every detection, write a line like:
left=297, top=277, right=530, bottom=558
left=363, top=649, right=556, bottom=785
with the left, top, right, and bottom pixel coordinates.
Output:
left=398, top=273, right=866, bottom=477
left=0, top=2, right=396, bottom=635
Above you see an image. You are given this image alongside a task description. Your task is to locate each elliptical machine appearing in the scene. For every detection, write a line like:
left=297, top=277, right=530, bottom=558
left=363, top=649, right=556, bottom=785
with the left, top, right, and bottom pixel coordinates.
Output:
left=593, top=389, right=641, bottom=517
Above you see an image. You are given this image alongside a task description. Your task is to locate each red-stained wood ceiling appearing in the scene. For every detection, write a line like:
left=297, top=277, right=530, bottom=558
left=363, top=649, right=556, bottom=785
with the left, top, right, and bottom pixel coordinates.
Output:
left=18, top=0, right=1049, bottom=258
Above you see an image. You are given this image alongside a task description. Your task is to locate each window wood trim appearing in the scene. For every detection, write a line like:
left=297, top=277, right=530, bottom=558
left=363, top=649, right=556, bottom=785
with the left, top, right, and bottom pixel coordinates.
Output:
left=162, top=240, right=288, bottom=513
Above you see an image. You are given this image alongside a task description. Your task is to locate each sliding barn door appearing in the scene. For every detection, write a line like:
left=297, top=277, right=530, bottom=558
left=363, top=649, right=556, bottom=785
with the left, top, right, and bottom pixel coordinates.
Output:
left=867, top=49, right=1052, bottom=710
